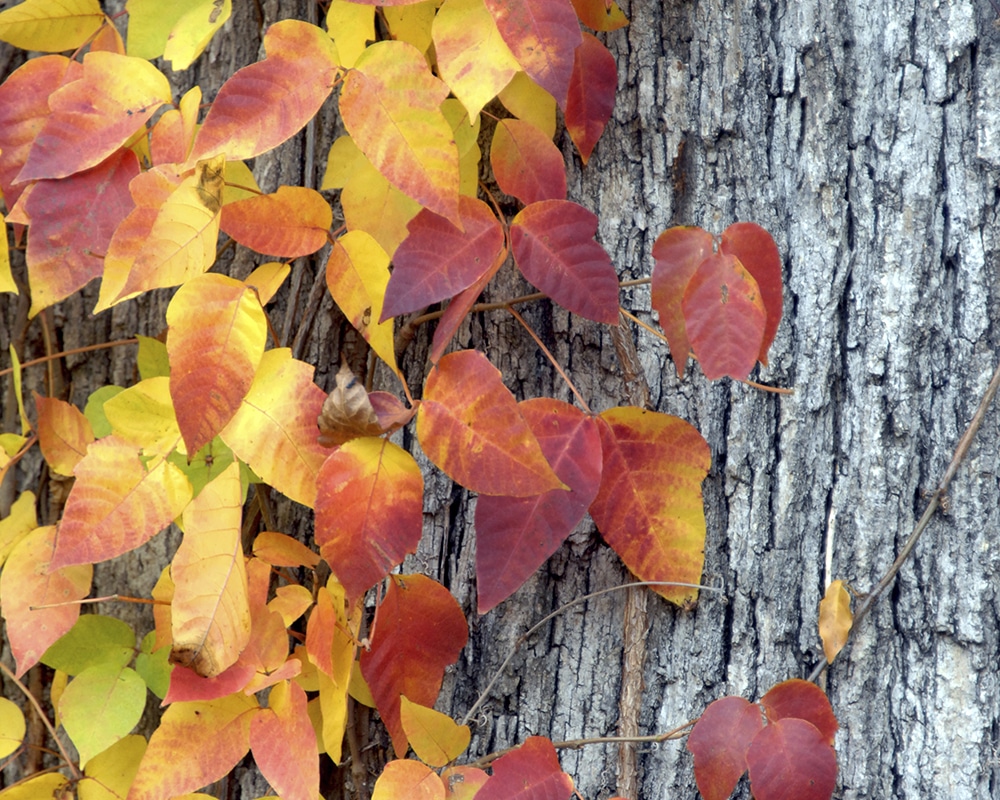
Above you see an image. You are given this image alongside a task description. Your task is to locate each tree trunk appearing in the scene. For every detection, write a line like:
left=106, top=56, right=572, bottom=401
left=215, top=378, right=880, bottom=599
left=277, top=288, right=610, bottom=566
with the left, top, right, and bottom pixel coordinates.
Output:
left=3, top=1, right=1000, bottom=799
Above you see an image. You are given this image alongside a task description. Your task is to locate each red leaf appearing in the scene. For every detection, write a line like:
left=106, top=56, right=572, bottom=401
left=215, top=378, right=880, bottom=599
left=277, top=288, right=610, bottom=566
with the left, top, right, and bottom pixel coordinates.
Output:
left=650, top=226, right=714, bottom=378
left=164, top=661, right=257, bottom=704
left=719, top=222, right=783, bottom=365
left=417, top=350, right=565, bottom=497
left=746, top=718, right=837, bottom=800
left=490, top=119, right=566, bottom=205
left=759, top=679, right=838, bottom=746
left=428, top=255, right=503, bottom=364
left=249, top=682, right=319, bottom=800
left=475, top=736, right=574, bottom=800
left=687, top=696, right=763, bottom=800
left=569, top=0, right=629, bottom=31
left=565, top=33, right=617, bottom=164
left=382, top=197, right=504, bottom=320
left=681, top=252, right=766, bottom=381
left=360, top=574, right=468, bottom=758
left=511, top=200, right=619, bottom=324
left=483, top=0, right=582, bottom=109
left=220, top=186, right=332, bottom=257
left=475, top=399, right=601, bottom=613
left=314, top=438, right=424, bottom=601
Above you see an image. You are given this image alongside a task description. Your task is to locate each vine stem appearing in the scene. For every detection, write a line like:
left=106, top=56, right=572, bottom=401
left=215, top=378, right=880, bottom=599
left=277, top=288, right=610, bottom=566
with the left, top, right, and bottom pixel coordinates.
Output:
left=506, top=307, right=591, bottom=414
left=808, top=357, right=1000, bottom=683
left=0, top=338, right=139, bottom=379
left=460, top=581, right=721, bottom=727
left=0, top=661, right=79, bottom=780
left=30, top=593, right=166, bottom=610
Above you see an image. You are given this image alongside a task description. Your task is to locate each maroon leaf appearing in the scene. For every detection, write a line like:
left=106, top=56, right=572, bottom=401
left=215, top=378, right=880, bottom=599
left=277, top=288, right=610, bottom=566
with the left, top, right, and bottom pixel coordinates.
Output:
left=746, top=718, right=837, bottom=800
left=490, top=119, right=566, bottom=205
left=719, top=222, right=783, bottom=365
left=759, top=679, right=838, bottom=746
left=565, top=33, right=617, bottom=164
left=687, top=696, right=763, bottom=800
left=429, top=254, right=503, bottom=364
left=475, top=736, right=575, bottom=800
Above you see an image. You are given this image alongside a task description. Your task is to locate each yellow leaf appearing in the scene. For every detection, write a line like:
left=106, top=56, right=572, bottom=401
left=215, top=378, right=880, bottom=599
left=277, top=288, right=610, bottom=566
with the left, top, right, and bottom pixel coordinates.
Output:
left=325, top=0, right=374, bottom=68
left=384, top=1, right=436, bottom=54
left=499, top=72, right=556, bottom=138
left=342, top=157, right=422, bottom=257
left=320, top=135, right=366, bottom=190
left=0, top=212, right=14, bottom=294
left=400, top=696, right=471, bottom=767
left=222, top=159, right=260, bottom=204
left=102, top=377, right=182, bottom=458
left=7, top=346, right=29, bottom=435
left=163, top=0, right=233, bottom=70
left=0, top=697, right=25, bottom=759
left=818, top=579, right=853, bottom=663
left=317, top=669, right=349, bottom=763
left=269, top=584, right=314, bottom=627
left=0, top=0, right=104, bottom=52
left=0, top=491, right=36, bottom=569
left=0, top=773, right=69, bottom=800
left=171, top=461, right=252, bottom=677
left=442, top=99, right=482, bottom=197
left=78, top=734, right=147, bottom=800
left=245, top=262, right=291, bottom=306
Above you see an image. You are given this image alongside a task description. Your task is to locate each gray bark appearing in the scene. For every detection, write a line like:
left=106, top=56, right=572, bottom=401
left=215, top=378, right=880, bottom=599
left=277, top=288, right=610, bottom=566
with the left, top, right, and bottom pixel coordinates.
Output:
left=3, top=0, right=1000, bottom=799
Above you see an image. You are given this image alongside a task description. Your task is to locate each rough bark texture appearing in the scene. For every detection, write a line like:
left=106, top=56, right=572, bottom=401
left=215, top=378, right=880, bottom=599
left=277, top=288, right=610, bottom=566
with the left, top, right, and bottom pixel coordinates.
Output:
left=3, top=0, right=1000, bottom=798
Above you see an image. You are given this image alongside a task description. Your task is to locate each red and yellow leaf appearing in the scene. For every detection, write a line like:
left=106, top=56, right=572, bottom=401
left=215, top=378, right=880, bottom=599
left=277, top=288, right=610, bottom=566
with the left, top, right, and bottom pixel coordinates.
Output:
left=315, top=437, right=424, bottom=601
left=475, top=736, right=574, bottom=800
left=686, top=696, right=763, bottom=800
left=433, top=0, right=520, bottom=119
left=149, top=86, right=201, bottom=166
left=650, top=226, right=714, bottom=378
left=170, top=462, right=251, bottom=679
left=220, top=348, right=329, bottom=508
left=35, top=393, right=94, bottom=476
left=759, top=679, right=838, bottom=745
left=17, top=51, right=170, bottom=182
left=188, top=19, right=339, bottom=164
left=382, top=197, right=504, bottom=319
left=166, top=272, right=267, bottom=455
left=475, top=398, right=601, bottom=613
left=511, top=200, right=619, bottom=324
left=417, top=350, right=565, bottom=496
left=818, top=580, right=853, bottom=664
left=569, top=0, right=629, bottom=31
left=719, top=221, right=783, bottom=366
left=221, top=186, right=332, bottom=258
left=681, top=252, right=766, bottom=381
left=127, top=693, right=258, bottom=800
left=490, top=119, right=566, bottom=205
left=249, top=681, right=319, bottom=800
left=0, top=0, right=104, bottom=53
left=483, top=0, right=582, bottom=109
left=372, top=760, right=445, bottom=800
left=52, top=436, right=193, bottom=568
left=588, top=407, right=710, bottom=605
left=565, top=33, right=616, bottom=164
left=0, top=526, right=92, bottom=677
left=340, top=40, right=460, bottom=226
left=745, top=718, right=837, bottom=800
left=400, top=696, right=471, bottom=767
left=360, top=574, right=468, bottom=758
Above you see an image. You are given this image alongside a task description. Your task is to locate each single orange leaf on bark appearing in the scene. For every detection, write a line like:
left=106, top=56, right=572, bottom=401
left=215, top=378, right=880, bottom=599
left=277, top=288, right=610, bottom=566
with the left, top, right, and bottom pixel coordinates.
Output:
left=52, top=436, right=193, bottom=568
left=759, top=679, right=838, bottom=745
left=372, top=760, right=446, bottom=800
left=475, top=736, right=575, bottom=800
left=34, top=393, right=94, bottom=476
left=0, top=526, right=92, bottom=677
left=417, top=350, right=565, bottom=496
left=249, top=681, right=319, bottom=800
left=360, top=574, right=468, bottom=758
left=166, top=272, right=267, bottom=455
left=745, top=718, right=837, bottom=800
left=490, top=119, right=566, bottom=205
left=340, top=40, right=460, bottom=226
left=17, top=51, right=170, bottom=182
left=221, top=186, right=332, bottom=258
left=127, top=693, right=258, bottom=800
left=315, top=437, right=424, bottom=601
left=650, top=226, right=714, bottom=378
left=588, top=407, right=710, bottom=605
left=687, top=696, right=763, bottom=800
left=188, top=19, right=339, bottom=164
left=170, top=462, right=251, bottom=679
left=565, top=33, right=617, bottom=164
left=400, top=696, right=471, bottom=767
left=818, top=580, right=853, bottom=663
left=569, top=0, right=629, bottom=31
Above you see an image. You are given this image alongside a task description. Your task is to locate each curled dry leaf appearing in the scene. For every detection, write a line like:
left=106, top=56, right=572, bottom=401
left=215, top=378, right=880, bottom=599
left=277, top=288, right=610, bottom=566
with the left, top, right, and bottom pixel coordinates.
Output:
left=317, top=363, right=383, bottom=447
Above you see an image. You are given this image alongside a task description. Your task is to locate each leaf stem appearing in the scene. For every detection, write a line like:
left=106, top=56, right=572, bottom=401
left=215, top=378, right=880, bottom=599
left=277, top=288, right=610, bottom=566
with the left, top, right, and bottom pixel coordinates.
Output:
left=0, top=338, right=139, bottom=379
left=506, top=306, right=591, bottom=414
left=29, top=593, right=167, bottom=611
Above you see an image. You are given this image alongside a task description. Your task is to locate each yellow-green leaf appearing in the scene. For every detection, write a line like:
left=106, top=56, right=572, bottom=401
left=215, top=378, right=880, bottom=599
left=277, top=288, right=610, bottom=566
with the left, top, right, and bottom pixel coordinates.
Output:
left=0, top=0, right=104, bottom=52
left=78, top=734, right=147, bottom=800
left=325, top=0, right=374, bottom=68
left=0, top=212, right=14, bottom=294
left=400, top=696, right=471, bottom=767
left=0, top=698, right=25, bottom=759
left=60, top=664, right=146, bottom=766
left=163, top=0, right=233, bottom=70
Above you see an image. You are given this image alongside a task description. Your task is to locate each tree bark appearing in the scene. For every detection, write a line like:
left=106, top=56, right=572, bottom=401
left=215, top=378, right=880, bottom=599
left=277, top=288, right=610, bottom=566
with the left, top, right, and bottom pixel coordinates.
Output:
left=3, top=0, right=1000, bottom=798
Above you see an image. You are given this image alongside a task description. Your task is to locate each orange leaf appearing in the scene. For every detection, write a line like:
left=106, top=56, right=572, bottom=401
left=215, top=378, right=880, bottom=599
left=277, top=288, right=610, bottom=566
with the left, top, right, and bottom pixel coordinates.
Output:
left=340, top=40, right=460, bottom=226
left=475, top=736, right=574, bottom=800
left=220, top=186, right=332, bottom=257
left=17, top=51, right=171, bottom=182
left=687, top=696, right=763, bottom=800
left=315, top=437, right=424, bottom=601
left=372, top=760, right=445, bottom=800
left=441, top=766, right=489, bottom=800
left=34, top=393, right=94, bottom=476
left=483, top=0, right=582, bottom=109
left=52, top=436, right=193, bottom=568
left=400, top=696, right=471, bottom=767
left=188, top=19, right=339, bottom=164
left=252, top=532, right=320, bottom=569
left=745, top=718, right=837, bottom=800
left=149, top=86, right=202, bottom=166
left=490, top=119, right=566, bottom=205
left=650, top=226, right=714, bottom=378
left=417, top=350, right=565, bottom=496
left=588, top=407, right=710, bottom=605
left=170, top=462, right=251, bottom=678
left=305, top=586, right=339, bottom=679
left=569, top=0, right=629, bottom=31
left=249, top=681, right=319, bottom=800
left=360, top=574, right=468, bottom=758
left=219, top=348, right=329, bottom=508
left=382, top=196, right=504, bottom=319
left=818, top=580, right=853, bottom=663
left=128, top=693, right=258, bottom=800
left=0, top=526, right=92, bottom=677
left=564, top=33, right=617, bottom=164
left=166, top=273, right=267, bottom=455
left=759, top=679, right=838, bottom=745
left=681, top=252, right=766, bottom=381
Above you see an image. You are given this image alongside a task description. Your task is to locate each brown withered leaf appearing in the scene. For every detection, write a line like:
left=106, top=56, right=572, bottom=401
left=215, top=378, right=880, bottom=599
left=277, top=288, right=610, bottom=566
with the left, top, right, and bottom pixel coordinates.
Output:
left=318, top=362, right=383, bottom=447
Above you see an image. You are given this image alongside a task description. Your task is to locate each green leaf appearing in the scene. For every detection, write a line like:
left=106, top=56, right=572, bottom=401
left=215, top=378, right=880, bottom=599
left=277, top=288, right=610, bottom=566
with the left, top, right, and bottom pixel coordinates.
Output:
left=166, top=436, right=235, bottom=498
left=84, top=386, right=125, bottom=438
left=137, top=334, right=170, bottom=379
left=41, top=615, right=135, bottom=675
left=135, top=631, right=173, bottom=700
left=60, top=663, right=146, bottom=766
